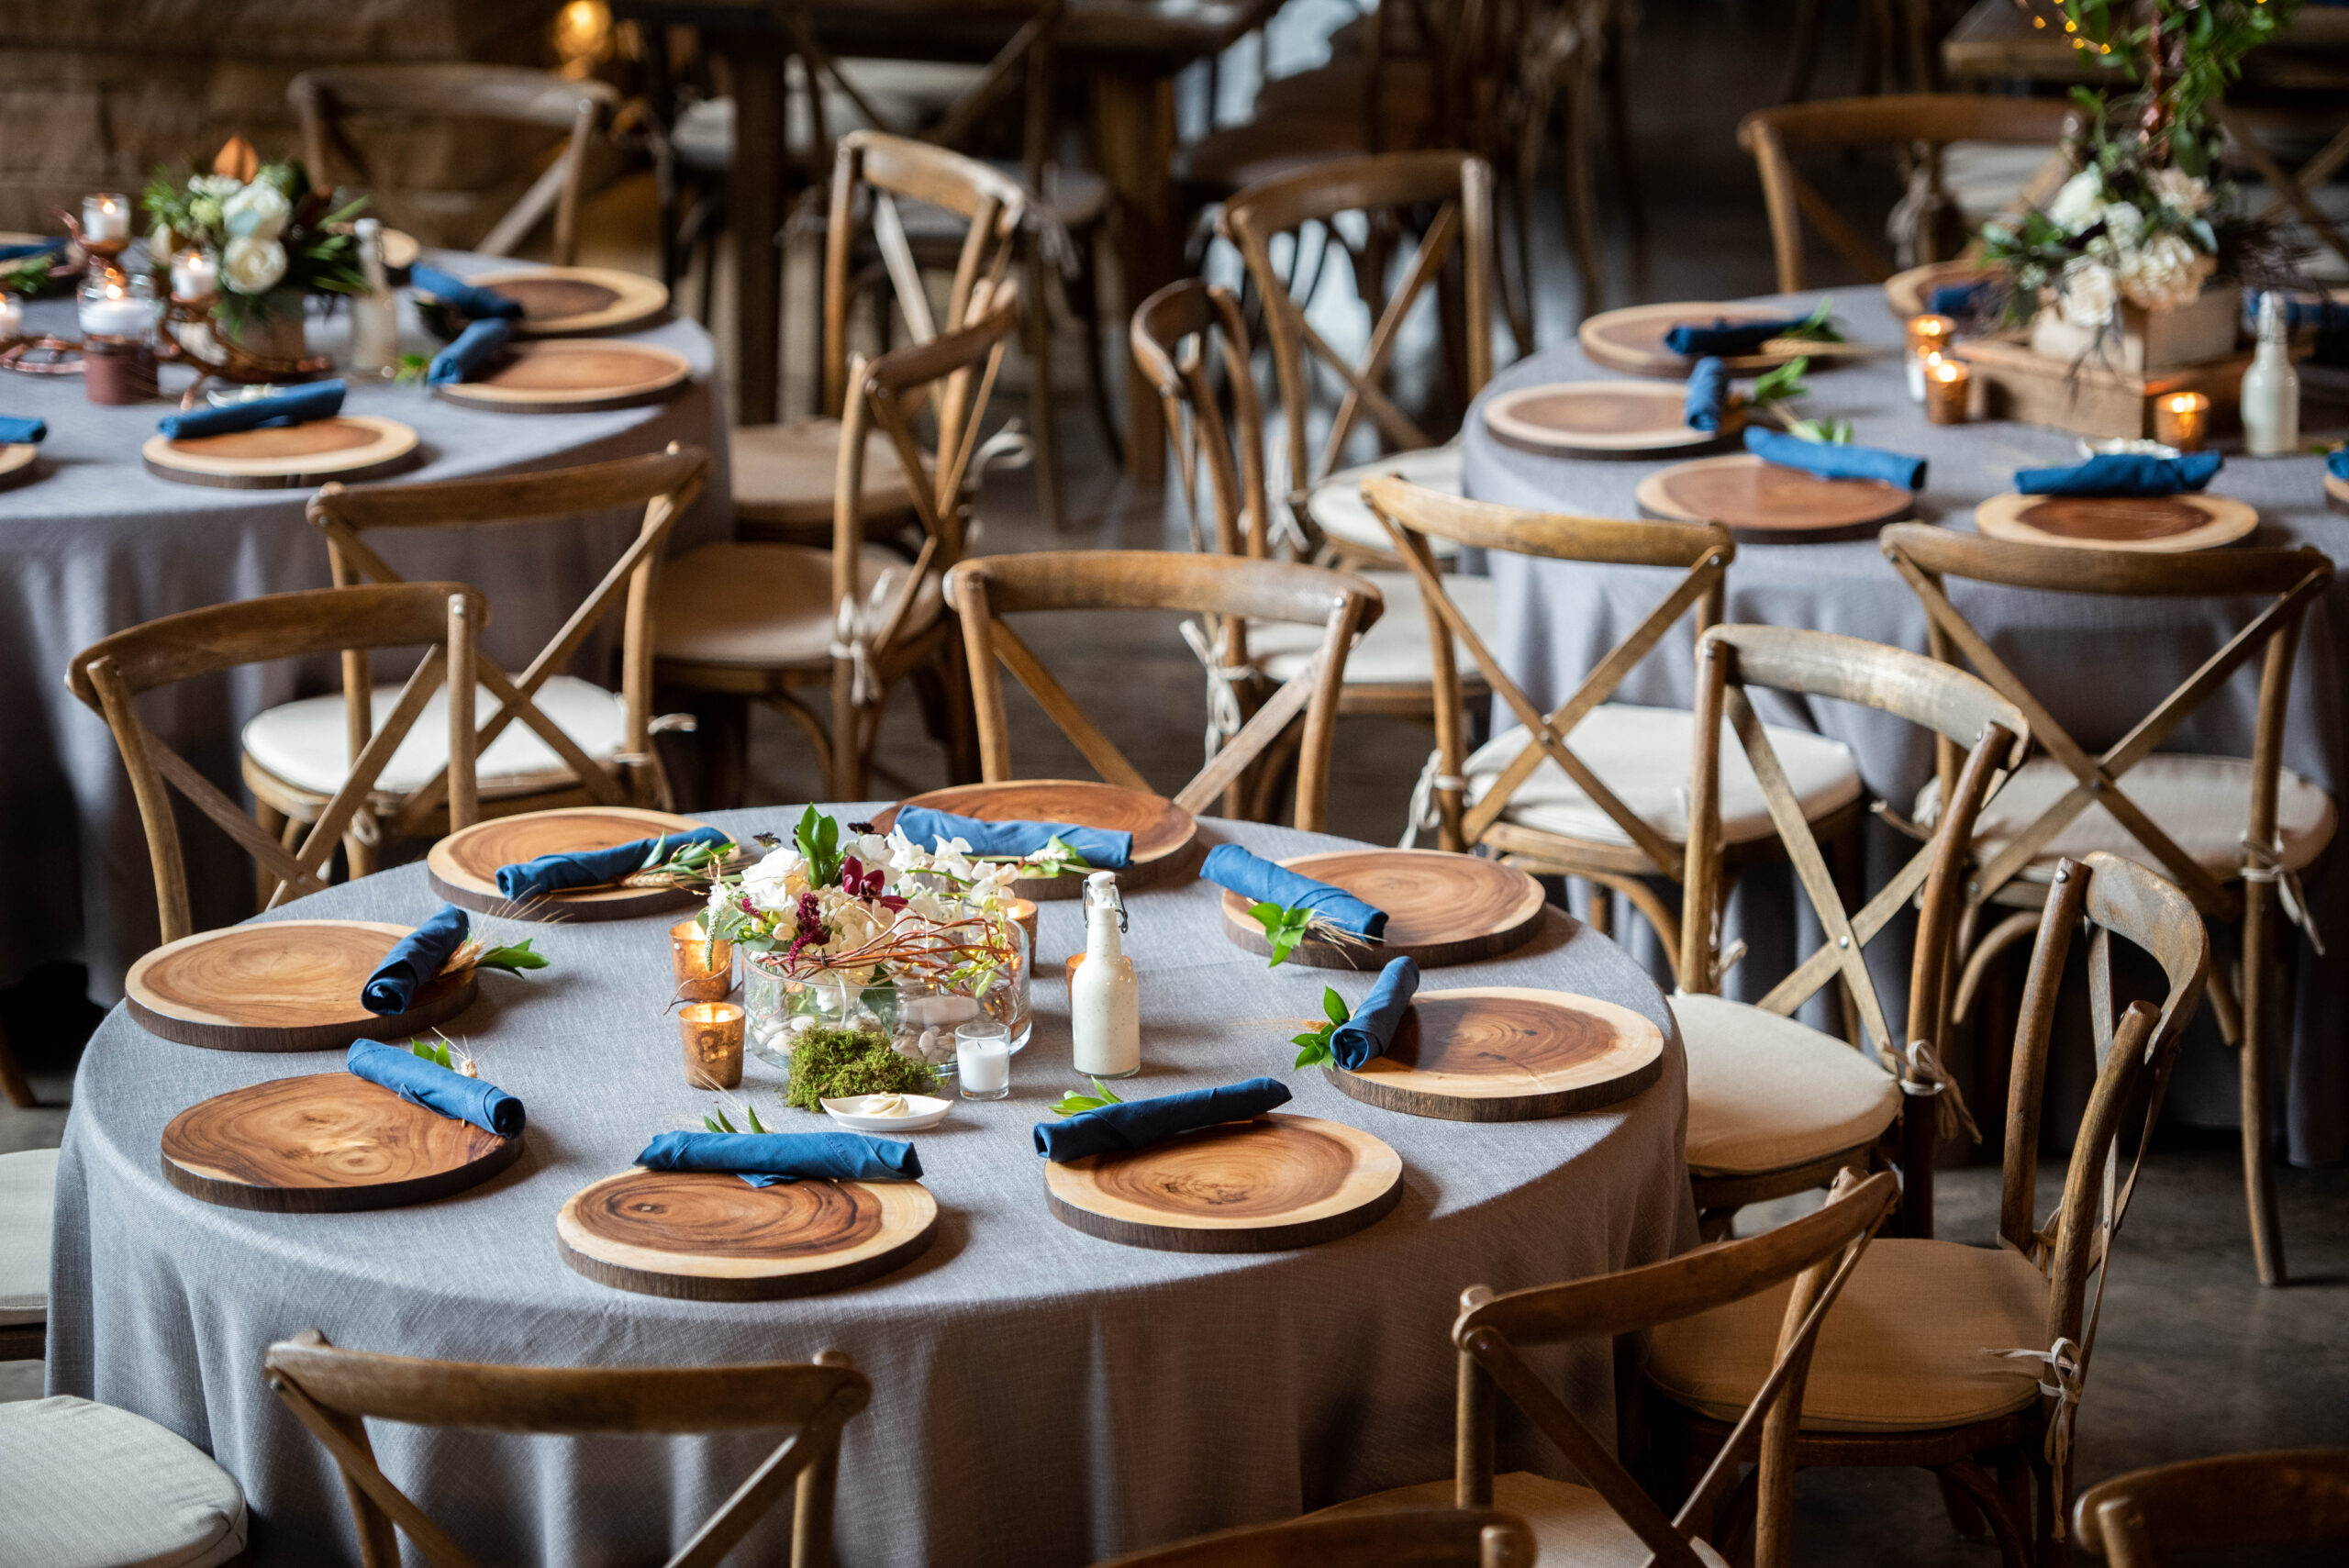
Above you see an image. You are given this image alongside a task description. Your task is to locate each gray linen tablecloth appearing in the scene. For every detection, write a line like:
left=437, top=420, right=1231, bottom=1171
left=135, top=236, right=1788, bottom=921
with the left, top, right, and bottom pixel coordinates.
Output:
left=1460, top=289, right=2349, bottom=1163
left=0, top=254, right=729, bottom=1000
left=47, top=807, right=1696, bottom=1567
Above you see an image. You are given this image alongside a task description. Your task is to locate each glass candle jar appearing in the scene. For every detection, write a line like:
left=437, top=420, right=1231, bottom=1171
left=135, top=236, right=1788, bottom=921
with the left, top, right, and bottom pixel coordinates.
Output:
left=2154, top=391, right=2210, bottom=452
left=1923, top=358, right=1972, bottom=425
left=955, top=1019, right=1011, bottom=1099
left=169, top=248, right=217, bottom=305
left=80, top=193, right=132, bottom=255
left=670, top=920, right=734, bottom=1003
left=679, top=1000, right=746, bottom=1090
left=1905, top=314, right=1954, bottom=402
left=79, top=271, right=155, bottom=341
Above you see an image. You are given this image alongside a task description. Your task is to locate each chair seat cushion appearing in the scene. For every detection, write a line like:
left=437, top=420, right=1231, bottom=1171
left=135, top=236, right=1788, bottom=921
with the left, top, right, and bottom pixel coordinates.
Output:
left=1464, top=706, right=1862, bottom=850
left=1312, top=1472, right=1728, bottom=1568
left=0, top=1396, right=248, bottom=1568
left=1649, top=1238, right=2049, bottom=1432
left=1938, top=141, right=2063, bottom=221
left=653, top=542, right=941, bottom=670
left=242, top=675, right=628, bottom=800
left=1306, top=445, right=1464, bottom=560
left=1248, top=569, right=1493, bottom=685
left=1671, top=993, right=1902, bottom=1177
left=0, top=1147, right=58, bottom=1326
left=730, top=418, right=922, bottom=528
left=1919, top=752, right=2337, bottom=883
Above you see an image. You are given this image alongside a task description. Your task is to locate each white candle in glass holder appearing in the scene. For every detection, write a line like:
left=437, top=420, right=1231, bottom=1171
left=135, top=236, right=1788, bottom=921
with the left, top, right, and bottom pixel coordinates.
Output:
left=170, top=249, right=217, bottom=302
left=79, top=279, right=154, bottom=339
left=955, top=1021, right=1011, bottom=1098
left=82, top=194, right=130, bottom=243
left=0, top=295, right=20, bottom=339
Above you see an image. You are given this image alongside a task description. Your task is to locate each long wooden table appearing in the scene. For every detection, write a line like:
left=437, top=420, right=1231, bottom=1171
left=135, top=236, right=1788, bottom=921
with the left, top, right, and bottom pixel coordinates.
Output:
left=1943, top=0, right=2349, bottom=88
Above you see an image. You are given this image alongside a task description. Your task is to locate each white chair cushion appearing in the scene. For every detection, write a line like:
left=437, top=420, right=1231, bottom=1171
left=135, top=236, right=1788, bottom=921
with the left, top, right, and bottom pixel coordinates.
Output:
left=1464, top=705, right=1863, bottom=850
left=243, top=675, right=628, bottom=800
left=1919, top=752, right=2337, bottom=883
left=653, top=542, right=941, bottom=670
left=0, top=1396, right=248, bottom=1568
left=1247, top=570, right=1494, bottom=685
left=0, top=1148, right=57, bottom=1326
left=1313, top=1472, right=1728, bottom=1568
left=1672, top=993, right=1902, bottom=1177
left=1939, top=141, right=2065, bottom=221
left=730, top=418, right=921, bottom=528
left=1648, top=1238, right=2049, bottom=1433
left=1306, top=444, right=1464, bottom=560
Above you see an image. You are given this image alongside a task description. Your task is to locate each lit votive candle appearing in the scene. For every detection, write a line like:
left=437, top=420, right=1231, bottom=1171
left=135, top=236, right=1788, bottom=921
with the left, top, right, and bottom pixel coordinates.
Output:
left=0, top=294, right=20, bottom=340
left=2154, top=390, right=2210, bottom=452
left=680, top=1000, right=746, bottom=1090
left=169, top=248, right=217, bottom=304
left=81, top=193, right=131, bottom=250
left=670, top=919, right=733, bottom=1003
left=1003, top=897, right=1039, bottom=965
left=955, top=1019, right=1011, bottom=1099
left=1906, top=314, right=1955, bottom=402
left=78, top=272, right=154, bottom=340
left=1923, top=357, right=1972, bottom=425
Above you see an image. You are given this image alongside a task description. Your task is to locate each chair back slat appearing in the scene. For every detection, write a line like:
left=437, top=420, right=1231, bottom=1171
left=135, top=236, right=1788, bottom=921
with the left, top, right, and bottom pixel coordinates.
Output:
left=2074, top=1448, right=2349, bottom=1566
left=1092, top=1508, right=1538, bottom=1567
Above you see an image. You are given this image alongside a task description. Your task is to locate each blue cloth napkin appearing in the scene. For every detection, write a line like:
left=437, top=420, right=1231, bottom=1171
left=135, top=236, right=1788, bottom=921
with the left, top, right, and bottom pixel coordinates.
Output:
left=1331, top=956, right=1419, bottom=1070
left=892, top=806, right=1132, bottom=870
left=0, top=417, right=45, bottom=445
left=635, top=1130, right=920, bottom=1188
left=427, top=318, right=512, bottom=385
left=1745, top=426, right=1927, bottom=491
left=1663, top=315, right=1809, bottom=357
left=346, top=1039, right=524, bottom=1138
left=412, top=264, right=524, bottom=320
left=1684, top=357, right=1729, bottom=433
left=2327, top=449, right=2348, bottom=482
left=362, top=904, right=469, bottom=1017
left=2015, top=451, right=2221, bottom=497
left=1928, top=281, right=1993, bottom=317
left=495, top=826, right=732, bottom=902
left=1034, top=1076, right=1292, bottom=1163
left=156, top=381, right=344, bottom=439
left=1199, top=843, right=1386, bottom=940
left=0, top=238, right=65, bottom=261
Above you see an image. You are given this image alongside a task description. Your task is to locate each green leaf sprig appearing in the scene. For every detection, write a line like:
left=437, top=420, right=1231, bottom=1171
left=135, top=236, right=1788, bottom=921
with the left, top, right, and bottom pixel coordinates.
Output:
left=393, top=352, right=431, bottom=384
left=406, top=1029, right=474, bottom=1075
left=1745, top=356, right=1853, bottom=446
left=1249, top=902, right=1316, bottom=967
left=794, top=804, right=845, bottom=888
left=703, top=1101, right=771, bottom=1134
left=1290, top=987, right=1353, bottom=1069
left=473, top=938, right=547, bottom=976
left=1776, top=296, right=1844, bottom=344
left=1050, top=1078, right=1126, bottom=1117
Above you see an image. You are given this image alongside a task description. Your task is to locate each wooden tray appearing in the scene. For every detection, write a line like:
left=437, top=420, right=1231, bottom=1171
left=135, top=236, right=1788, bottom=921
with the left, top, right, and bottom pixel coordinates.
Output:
left=140, top=415, right=419, bottom=490
left=125, top=919, right=476, bottom=1051
left=1326, top=987, right=1665, bottom=1122
left=556, top=1168, right=938, bottom=1300
left=427, top=806, right=715, bottom=921
left=432, top=339, right=692, bottom=414
left=1952, top=336, right=2250, bottom=441
left=464, top=267, right=670, bottom=337
left=1637, top=453, right=1913, bottom=541
left=1482, top=381, right=1722, bottom=458
left=1043, top=1113, right=1401, bottom=1252
left=1580, top=301, right=1861, bottom=379
left=1218, top=849, right=1545, bottom=970
left=874, top=780, right=1198, bottom=902
left=0, top=443, right=37, bottom=491
left=1884, top=260, right=1995, bottom=319
left=1975, top=490, right=2257, bottom=552
left=161, top=1072, right=522, bottom=1211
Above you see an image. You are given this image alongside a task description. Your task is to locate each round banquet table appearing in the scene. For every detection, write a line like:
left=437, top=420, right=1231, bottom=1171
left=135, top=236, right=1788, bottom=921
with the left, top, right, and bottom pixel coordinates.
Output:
left=46, top=807, right=1697, bottom=1568
left=0, top=255, right=729, bottom=1004
left=1460, top=289, right=2349, bottom=1165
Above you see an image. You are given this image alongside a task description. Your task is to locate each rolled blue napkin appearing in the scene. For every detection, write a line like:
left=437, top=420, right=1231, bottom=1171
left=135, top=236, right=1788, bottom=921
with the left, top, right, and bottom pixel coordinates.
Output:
left=1663, top=315, right=1810, bottom=357
left=2329, top=449, right=2349, bottom=482
left=1199, top=843, right=1386, bottom=940
left=495, top=825, right=732, bottom=902
left=156, top=381, right=344, bottom=439
left=1035, top=1076, right=1292, bottom=1163
left=346, top=1039, right=524, bottom=1139
left=0, top=417, right=45, bottom=445
left=1929, top=281, right=1993, bottom=317
left=2015, top=451, right=2221, bottom=497
left=1745, top=426, right=1927, bottom=491
left=1684, top=357, right=1728, bottom=433
left=1331, top=956, right=1419, bottom=1070
left=361, top=904, right=469, bottom=1016
left=412, top=263, right=524, bottom=320
left=0, top=238, right=65, bottom=261
left=635, top=1130, right=920, bottom=1188
left=427, top=318, right=512, bottom=384
left=892, top=806, right=1131, bottom=869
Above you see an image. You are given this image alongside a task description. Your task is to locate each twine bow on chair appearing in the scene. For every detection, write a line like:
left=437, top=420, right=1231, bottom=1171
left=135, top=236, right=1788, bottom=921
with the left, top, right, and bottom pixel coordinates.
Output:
left=829, top=572, right=897, bottom=709
left=1887, top=1037, right=1982, bottom=1144
left=1400, top=747, right=1471, bottom=848
left=1178, top=615, right=1256, bottom=767
left=2242, top=832, right=2326, bottom=957
left=1986, top=1337, right=2084, bottom=1539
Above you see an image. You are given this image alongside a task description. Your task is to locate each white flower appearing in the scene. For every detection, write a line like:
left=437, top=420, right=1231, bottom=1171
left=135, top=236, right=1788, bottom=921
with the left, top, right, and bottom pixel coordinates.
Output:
left=740, top=845, right=808, bottom=896
left=2057, top=257, right=2119, bottom=328
left=2116, top=231, right=2215, bottom=312
left=219, top=236, right=287, bottom=295
left=2095, top=201, right=2144, bottom=250
left=2046, top=168, right=2107, bottom=233
left=2147, top=167, right=2211, bottom=216
left=190, top=174, right=242, bottom=198
left=221, top=181, right=290, bottom=241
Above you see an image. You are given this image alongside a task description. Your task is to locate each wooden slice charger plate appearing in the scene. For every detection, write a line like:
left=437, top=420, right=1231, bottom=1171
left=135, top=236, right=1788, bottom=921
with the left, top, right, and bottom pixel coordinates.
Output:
left=1884, top=261, right=1995, bottom=320
left=432, top=339, right=692, bottom=414
left=1044, top=1113, right=1402, bottom=1252
left=1218, top=849, right=1545, bottom=970
left=1975, top=490, right=2257, bottom=552
left=1482, top=381, right=1722, bottom=459
left=1638, top=453, right=1913, bottom=542
left=875, top=780, right=1197, bottom=902
left=125, top=919, right=475, bottom=1051
left=1327, top=986, right=1664, bottom=1122
left=0, top=443, right=37, bottom=491
left=141, top=415, right=419, bottom=490
left=428, top=806, right=717, bottom=921
left=161, top=1073, right=521, bottom=1212
left=1579, top=301, right=1865, bottom=379
left=462, top=267, right=670, bottom=336
left=557, top=1169, right=939, bottom=1300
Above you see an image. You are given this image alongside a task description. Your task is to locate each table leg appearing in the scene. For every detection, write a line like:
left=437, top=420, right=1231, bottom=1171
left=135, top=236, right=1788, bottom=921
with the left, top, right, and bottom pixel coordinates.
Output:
left=1093, top=64, right=1175, bottom=485
left=731, top=33, right=788, bottom=428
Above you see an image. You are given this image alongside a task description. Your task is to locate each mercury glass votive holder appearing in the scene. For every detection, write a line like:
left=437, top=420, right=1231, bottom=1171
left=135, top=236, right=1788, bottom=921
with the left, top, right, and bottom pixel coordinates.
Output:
left=1923, top=358, right=1972, bottom=425
left=1003, top=897, right=1040, bottom=966
left=2154, top=391, right=2210, bottom=452
left=1904, top=314, right=1955, bottom=402
left=680, top=1001, right=745, bottom=1090
left=670, top=919, right=733, bottom=1002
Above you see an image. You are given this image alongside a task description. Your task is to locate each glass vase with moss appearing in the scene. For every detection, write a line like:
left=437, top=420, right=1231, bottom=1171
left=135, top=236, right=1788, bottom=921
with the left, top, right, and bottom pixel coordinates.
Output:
left=744, top=961, right=895, bottom=1067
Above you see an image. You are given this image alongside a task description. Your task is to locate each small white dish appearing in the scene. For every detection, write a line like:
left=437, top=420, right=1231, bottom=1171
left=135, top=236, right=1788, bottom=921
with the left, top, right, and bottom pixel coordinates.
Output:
left=821, top=1093, right=952, bottom=1132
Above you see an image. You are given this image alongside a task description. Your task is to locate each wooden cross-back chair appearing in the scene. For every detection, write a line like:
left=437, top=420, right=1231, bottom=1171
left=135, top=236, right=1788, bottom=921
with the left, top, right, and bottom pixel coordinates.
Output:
left=264, top=1330, right=868, bottom=1568
left=1310, top=1169, right=1898, bottom=1568
left=658, top=283, right=1022, bottom=802
left=67, top=584, right=483, bottom=947
left=1736, top=94, right=2084, bottom=292
left=2074, top=1447, right=2349, bottom=1565
left=288, top=64, right=620, bottom=263
left=2217, top=105, right=2349, bottom=272
left=940, top=550, right=1382, bottom=833
left=1880, top=523, right=2337, bottom=1286
left=241, top=445, right=709, bottom=895
left=1219, top=150, right=1499, bottom=570
left=1648, top=851, right=2210, bottom=1568
left=1095, top=1510, right=1535, bottom=1567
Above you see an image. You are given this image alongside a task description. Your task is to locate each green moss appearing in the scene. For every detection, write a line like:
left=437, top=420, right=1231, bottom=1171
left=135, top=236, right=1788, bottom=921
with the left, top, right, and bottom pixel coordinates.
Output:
left=784, top=1025, right=939, bottom=1111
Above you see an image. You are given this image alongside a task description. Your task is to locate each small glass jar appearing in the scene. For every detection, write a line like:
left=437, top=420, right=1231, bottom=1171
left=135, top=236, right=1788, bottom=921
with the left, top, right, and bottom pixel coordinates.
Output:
left=955, top=1020, right=1012, bottom=1099
left=670, top=919, right=734, bottom=1003
left=679, top=1001, right=746, bottom=1090
left=742, top=960, right=887, bottom=1066
left=78, top=271, right=156, bottom=342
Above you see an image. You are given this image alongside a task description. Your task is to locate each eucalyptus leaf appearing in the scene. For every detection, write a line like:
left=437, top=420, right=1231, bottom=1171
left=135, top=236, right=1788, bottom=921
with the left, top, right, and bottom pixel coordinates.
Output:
left=474, top=939, right=548, bottom=975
